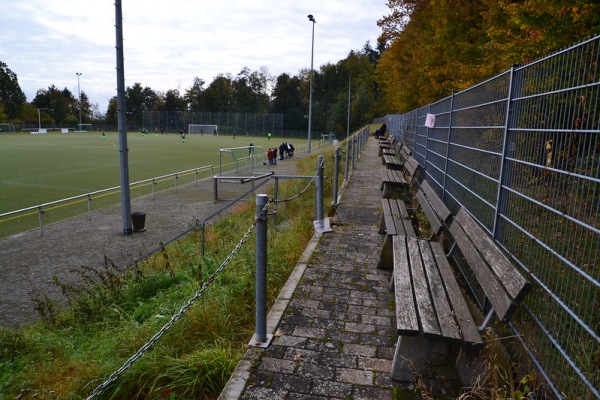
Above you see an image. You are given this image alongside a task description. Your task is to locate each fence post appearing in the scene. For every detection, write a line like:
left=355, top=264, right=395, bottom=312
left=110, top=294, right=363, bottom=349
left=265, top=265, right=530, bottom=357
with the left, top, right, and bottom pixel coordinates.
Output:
left=38, top=206, right=44, bottom=237
left=273, top=177, right=279, bottom=228
left=87, top=194, right=92, bottom=221
left=314, top=155, right=331, bottom=233
left=212, top=176, right=218, bottom=203
left=351, top=137, right=356, bottom=169
left=332, top=147, right=340, bottom=205
left=441, top=93, right=455, bottom=201
left=344, top=141, right=350, bottom=182
left=249, top=194, right=273, bottom=348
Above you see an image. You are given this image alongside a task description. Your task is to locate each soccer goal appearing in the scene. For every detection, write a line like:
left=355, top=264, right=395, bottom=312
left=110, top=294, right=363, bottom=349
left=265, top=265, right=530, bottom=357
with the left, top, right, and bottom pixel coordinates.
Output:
left=0, top=123, right=16, bottom=133
left=76, top=123, right=93, bottom=132
left=188, top=124, right=218, bottom=135
left=218, top=145, right=267, bottom=175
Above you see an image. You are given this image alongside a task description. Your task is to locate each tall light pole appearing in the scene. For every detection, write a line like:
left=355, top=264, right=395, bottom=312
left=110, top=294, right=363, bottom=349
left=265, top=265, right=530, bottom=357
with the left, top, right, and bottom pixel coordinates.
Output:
left=36, top=108, right=48, bottom=132
left=346, top=75, right=351, bottom=140
left=76, top=72, right=82, bottom=128
left=307, top=14, right=316, bottom=154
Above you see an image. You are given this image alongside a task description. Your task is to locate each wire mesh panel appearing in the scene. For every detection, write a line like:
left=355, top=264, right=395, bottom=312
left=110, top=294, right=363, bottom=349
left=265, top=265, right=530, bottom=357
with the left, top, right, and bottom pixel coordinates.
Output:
left=387, top=36, right=600, bottom=399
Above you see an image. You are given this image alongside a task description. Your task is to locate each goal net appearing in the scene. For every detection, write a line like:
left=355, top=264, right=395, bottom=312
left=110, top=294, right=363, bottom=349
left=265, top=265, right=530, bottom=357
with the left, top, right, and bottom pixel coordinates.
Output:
left=76, top=123, right=93, bottom=132
left=0, top=123, right=16, bottom=133
left=189, top=124, right=218, bottom=135
left=218, top=145, right=268, bottom=175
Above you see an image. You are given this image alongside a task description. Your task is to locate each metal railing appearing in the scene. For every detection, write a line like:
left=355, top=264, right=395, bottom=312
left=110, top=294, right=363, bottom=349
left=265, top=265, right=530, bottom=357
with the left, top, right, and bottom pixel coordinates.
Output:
left=381, top=36, right=599, bottom=399
left=0, top=165, right=214, bottom=237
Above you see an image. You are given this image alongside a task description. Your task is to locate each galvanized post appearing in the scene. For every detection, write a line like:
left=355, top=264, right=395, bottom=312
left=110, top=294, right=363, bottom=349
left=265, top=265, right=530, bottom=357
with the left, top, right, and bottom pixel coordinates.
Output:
left=316, top=156, right=324, bottom=222
left=351, top=137, right=356, bottom=170
left=175, top=174, right=178, bottom=193
left=313, top=156, right=331, bottom=233
left=273, top=177, right=279, bottom=228
left=212, top=176, right=218, bottom=203
left=38, top=206, right=44, bottom=237
left=344, top=141, right=350, bottom=182
left=333, top=147, right=340, bottom=205
left=87, top=194, right=92, bottom=221
left=152, top=179, right=156, bottom=200
left=249, top=194, right=273, bottom=348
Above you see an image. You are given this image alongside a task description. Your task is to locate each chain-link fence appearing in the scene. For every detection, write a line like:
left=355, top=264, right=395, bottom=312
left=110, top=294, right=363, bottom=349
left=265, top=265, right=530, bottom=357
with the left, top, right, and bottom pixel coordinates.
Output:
left=380, top=36, right=599, bottom=399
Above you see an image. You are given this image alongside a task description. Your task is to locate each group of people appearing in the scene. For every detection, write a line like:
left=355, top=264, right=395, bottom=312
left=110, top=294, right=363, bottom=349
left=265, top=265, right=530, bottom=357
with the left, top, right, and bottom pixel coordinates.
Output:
left=266, top=142, right=295, bottom=165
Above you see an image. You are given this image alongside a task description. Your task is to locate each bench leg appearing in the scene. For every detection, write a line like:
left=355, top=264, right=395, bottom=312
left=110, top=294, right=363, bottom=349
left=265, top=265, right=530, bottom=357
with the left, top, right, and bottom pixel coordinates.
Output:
left=391, top=336, right=449, bottom=382
left=377, top=235, right=393, bottom=269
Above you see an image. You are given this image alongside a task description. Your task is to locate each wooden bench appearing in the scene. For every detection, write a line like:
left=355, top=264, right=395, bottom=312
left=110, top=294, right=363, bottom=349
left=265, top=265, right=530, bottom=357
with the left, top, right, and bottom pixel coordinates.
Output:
left=415, top=180, right=452, bottom=238
left=378, top=136, right=396, bottom=156
left=382, top=154, right=403, bottom=170
left=390, top=207, right=531, bottom=383
left=377, top=198, right=416, bottom=269
left=380, top=169, right=408, bottom=199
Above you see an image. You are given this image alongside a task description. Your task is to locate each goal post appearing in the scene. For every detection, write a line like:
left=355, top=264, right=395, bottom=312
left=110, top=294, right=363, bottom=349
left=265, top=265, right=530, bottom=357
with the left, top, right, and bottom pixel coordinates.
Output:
left=76, top=123, right=93, bottom=132
left=218, top=145, right=267, bottom=175
left=188, top=124, right=218, bottom=135
left=0, top=123, right=16, bottom=133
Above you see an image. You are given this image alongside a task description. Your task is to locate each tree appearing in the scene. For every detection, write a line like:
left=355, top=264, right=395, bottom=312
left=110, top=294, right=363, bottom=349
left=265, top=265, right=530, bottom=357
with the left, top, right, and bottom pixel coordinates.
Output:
left=271, top=73, right=305, bottom=130
left=203, top=74, right=234, bottom=112
left=125, top=83, right=158, bottom=125
left=185, top=77, right=206, bottom=111
left=0, top=61, right=27, bottom=120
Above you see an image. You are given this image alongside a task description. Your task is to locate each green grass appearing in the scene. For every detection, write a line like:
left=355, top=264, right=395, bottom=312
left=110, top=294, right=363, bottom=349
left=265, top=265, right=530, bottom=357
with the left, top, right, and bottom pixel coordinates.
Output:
left=0, top=132, right=307, bottom=237
left=0, top=150, right=326, bottom=399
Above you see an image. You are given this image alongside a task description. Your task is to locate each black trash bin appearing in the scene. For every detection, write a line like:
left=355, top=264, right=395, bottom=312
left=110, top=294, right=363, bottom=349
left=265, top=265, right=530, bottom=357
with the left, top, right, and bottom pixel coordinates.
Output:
left=131, top=211, right=146, bottom=232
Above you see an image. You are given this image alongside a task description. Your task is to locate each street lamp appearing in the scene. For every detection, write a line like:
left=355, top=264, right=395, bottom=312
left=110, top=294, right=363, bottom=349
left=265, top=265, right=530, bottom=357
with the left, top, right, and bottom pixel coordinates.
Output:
left=76, top=72, right=82, bottom=128
left=307, top=14, right=316, bottom=154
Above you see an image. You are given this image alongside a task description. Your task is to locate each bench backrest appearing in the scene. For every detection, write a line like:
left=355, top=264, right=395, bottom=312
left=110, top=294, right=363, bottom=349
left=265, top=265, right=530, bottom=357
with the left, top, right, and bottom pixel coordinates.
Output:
left=416, top=180, right=452, bottom=236
left=448, top=209, right=531, bottom=321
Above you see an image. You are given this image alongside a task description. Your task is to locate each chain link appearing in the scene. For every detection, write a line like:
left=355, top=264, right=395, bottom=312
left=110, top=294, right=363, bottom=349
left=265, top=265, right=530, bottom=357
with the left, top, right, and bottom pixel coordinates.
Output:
left=87, top=175, right=302, bottom=398
left=86, top=210, right=262, bottom=399
left=272, top=160, right=321, bottom=203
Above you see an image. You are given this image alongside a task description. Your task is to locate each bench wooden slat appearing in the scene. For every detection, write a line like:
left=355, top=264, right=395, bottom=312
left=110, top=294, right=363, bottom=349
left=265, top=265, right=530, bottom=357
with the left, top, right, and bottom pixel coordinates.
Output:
left=393, top=236, right=420, bottom=334
left=454, top=209, right=531, bottom=306
left=416, top=190, right=443, bottom=235
left=420, top=180, right=451, bottom=222
left=418, top=240, right=462, bottom=341
left=430, top=242, right=482, bottom=344
left=449, top=219, right=513, bottom=320
left=407, top=237, right=441, bottom=337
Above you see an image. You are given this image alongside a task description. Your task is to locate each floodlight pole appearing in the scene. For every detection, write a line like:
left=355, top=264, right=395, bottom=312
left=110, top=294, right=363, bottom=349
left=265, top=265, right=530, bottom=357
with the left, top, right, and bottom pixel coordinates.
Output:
left=76, top=72, right=82, bottom=127
left=115, top=0, right=133, bottom=235
left=307, top=14, right=316, bottom=154
left=36, top=108, right=48, bottom=131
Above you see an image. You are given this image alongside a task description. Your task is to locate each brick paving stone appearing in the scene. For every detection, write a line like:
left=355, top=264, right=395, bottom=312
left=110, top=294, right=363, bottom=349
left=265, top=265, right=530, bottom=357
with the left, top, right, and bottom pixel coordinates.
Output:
left=222, top=138, right=465, bottom=399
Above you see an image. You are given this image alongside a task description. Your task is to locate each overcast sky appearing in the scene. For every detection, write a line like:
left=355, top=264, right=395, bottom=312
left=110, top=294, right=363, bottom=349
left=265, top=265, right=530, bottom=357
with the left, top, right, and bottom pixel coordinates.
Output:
left=1, top=0, right=389, bottom=113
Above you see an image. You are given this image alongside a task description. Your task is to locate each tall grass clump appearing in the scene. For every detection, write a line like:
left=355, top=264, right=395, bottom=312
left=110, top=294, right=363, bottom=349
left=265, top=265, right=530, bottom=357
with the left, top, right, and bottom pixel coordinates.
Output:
left=0, top=147, right=338, bottom=399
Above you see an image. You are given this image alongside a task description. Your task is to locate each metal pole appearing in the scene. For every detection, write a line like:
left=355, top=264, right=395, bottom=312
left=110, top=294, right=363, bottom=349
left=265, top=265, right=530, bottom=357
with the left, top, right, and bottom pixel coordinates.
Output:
left=316, top=156, right=324, bottom=221
left=76, top=72, right=82, bottom=127
left=351, top=137, right=356, bottom=169
left=307, top=14, right=316, bottom=154
left=115, top=0, right=132, bottom=235
left=344, top=141, right=350, bottom=182
left=250, top=194, right=272, bottom=348
left=273, top=177, right=279, bottom=228
left=333, top=147, right=340, bottom=205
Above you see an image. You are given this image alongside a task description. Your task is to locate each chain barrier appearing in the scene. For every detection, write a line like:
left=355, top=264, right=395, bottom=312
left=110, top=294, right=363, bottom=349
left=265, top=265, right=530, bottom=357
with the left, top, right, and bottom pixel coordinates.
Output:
left=272, top=157, right=323, bottom=204
left=86, top=157, right=322, bottom=398
left=85, top=204, right=266, bottom=400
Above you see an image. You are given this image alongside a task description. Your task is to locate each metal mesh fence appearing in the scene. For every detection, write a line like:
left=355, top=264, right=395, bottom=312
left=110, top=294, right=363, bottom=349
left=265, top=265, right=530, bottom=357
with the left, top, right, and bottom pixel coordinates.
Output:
left=381, top=36, right=599, bottom=399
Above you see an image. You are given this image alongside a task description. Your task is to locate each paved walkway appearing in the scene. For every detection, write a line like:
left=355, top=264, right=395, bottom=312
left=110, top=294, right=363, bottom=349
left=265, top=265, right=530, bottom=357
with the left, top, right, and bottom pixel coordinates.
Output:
left=219, top=138, right=463, bottom=399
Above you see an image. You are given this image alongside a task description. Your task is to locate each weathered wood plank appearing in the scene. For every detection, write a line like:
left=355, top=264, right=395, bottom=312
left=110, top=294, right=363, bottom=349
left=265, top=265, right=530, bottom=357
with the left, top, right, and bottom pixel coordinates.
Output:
left=407, top=237, right=441, bottom=337
left=420, top=180, right=452, bottom=222
left=418, top=240, right=461, bottom=341
left=455, top=209, right=531, bottom=306
left=430, top=242, right=482, bottom=345
left=393, top=236, right=420, bottom=334
left=448, top=220, right=512, bottom=320
left=416, top=190, right=443, bottom=235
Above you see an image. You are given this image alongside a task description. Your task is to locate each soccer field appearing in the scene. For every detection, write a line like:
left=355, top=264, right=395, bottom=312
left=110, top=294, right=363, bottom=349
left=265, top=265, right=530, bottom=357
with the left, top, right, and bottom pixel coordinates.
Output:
left=0, top=131, right=307, bottom=215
